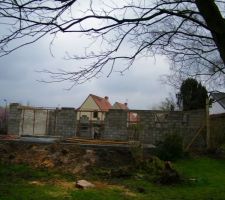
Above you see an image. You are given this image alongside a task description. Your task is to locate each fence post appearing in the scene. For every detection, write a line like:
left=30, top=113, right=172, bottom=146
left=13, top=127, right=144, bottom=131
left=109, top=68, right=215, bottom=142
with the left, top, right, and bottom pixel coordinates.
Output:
left=206, top=97, right=211, bottom=150
left=46, top=110, right=49, bottom=135
left=33, top=109, right=36, bottom=135
left=21, top=109, right=25, bottom=135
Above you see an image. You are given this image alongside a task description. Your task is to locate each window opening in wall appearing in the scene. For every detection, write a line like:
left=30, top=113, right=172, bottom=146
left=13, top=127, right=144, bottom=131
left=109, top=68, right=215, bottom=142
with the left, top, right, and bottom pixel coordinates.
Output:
left=93, top=111, right=98, bottom=118
left=80, top=115, right=89, bottom=124
left=154, top=113, right=168, bottom=123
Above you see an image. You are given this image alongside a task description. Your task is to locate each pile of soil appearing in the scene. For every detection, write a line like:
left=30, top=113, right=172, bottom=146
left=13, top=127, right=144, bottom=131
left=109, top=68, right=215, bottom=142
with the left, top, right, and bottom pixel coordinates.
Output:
left=0, top=141, right=133, bottom=174
left=0, top=141, right=182, bottom=185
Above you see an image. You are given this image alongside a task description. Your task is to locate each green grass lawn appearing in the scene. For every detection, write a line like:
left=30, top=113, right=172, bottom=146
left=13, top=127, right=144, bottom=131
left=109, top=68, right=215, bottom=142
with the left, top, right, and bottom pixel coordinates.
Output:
left=122, top=156, right=225, bottom=200
left=1, top=156, right=225, bottom=200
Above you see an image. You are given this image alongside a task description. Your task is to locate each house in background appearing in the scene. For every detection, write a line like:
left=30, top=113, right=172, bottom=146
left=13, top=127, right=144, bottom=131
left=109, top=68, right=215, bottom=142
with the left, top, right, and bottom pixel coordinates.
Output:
left=210, top=91, right=225, bottom=115
left=78, top=94, right=112, bottom=121
left=112, top=102, right=129, bottom=110
left=112, top=101, right=139, bottom=124
left=77, top=94, right=112, bottom=138
left=77, top=94, right=139, bottom=138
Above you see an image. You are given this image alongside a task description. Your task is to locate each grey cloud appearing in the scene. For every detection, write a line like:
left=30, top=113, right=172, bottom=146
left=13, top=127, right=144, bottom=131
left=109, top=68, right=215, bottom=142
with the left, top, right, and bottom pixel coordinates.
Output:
left=0, top=28, right=172, bottom=110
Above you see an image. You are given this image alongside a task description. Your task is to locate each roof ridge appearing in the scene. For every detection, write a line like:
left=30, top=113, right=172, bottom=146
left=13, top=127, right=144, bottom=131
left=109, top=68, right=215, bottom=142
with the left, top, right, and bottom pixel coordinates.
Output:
left=90, top=94, right=112, bottom=111
left=113, top=101, right=128, bottom=110
left=90, top=94, right=104, bottom=100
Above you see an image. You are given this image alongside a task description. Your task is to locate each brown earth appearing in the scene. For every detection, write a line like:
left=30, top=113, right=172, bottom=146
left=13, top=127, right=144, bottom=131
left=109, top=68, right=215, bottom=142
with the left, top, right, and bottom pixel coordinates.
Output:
left=0, top=141, right=133, bottom=175
left=0, top=140, right=181, bottom=188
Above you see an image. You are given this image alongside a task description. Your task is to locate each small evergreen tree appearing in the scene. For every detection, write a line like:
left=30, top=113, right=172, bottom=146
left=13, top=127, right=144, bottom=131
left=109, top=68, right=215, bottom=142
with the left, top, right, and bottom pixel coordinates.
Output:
left=180, top=78, right=208, bottom=111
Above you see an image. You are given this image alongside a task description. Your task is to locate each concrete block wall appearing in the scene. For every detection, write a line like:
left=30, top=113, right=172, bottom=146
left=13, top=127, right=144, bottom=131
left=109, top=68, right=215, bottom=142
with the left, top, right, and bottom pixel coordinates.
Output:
left=210, top=113, right=225, bottom=147
left=7, top=103, right=206, bottom=147
left=54, top=108, right=77, bottom=137
left=102, top=109, right=206, bottom=146
left=46, top=108, right=77, bottom=137
left=151, top=109, right=205, bottom=147
left=47, top=110, right=57, bottom=136
left=8, top=104, right=77, bottom=137
left=33, top=110, right=48, bottom=135
left=182, top=109, right=206, bottom=147
left=138, top=110, right=164, bottom=144
left=8, top=103, right=22, bottom=135
left=103, top=109, right=128, bottom=140
left=19, top=109, right=49, bottom=136
left=20, top=109, right=34, bottom=136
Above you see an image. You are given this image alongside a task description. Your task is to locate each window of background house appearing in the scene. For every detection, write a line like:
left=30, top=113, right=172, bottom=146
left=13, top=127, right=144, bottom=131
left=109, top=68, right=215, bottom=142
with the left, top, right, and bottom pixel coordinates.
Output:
left=93, top=111, right=98, bottom=118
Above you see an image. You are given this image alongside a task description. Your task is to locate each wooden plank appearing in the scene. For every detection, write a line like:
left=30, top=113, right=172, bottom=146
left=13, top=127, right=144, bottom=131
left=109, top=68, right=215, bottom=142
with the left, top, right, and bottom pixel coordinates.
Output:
left=64, top=137, right=129, bottom=145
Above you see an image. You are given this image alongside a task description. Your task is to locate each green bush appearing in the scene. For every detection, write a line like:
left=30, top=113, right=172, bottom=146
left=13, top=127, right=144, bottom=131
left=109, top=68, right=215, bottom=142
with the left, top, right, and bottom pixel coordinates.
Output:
left=129, top=141, right=143, bottom=165
left=156, top=133, right=184, bottom=161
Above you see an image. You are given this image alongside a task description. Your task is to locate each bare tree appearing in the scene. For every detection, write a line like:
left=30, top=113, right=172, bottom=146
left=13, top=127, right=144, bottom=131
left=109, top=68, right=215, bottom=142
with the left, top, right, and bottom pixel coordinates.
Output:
left=151, top=94, right=177, bottom=111
left=0, top=0, right=225, bottom=86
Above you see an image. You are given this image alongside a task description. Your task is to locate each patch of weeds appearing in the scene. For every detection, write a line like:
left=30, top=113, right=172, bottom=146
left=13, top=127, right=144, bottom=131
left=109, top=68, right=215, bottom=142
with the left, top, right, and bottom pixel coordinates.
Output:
left=129, top=141, right=144, bottom=165
left=88, top=156, right=169, bottom=184
left=87, top=166, right=134, bottom=181
left=110, top=166, right=134, bottom=179
left=70, top=188, right=126, bottom=200
left=156, top=133, right=184, bottom=161
left=87, top=167, right=111, bottom=180
left=0, top=163, right=74, bottom=183
left=155, top=161, right=181, bottom=185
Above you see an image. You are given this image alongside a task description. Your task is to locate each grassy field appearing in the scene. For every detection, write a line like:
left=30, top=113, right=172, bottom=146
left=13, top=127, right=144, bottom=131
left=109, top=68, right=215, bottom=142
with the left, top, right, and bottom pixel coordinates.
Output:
left=1, top=156, right=225, bottom=200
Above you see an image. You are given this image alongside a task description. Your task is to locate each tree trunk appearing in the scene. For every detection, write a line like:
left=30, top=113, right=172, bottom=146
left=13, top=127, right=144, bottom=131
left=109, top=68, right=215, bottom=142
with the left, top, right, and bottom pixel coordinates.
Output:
left=195, top=0, right=225, bottom=66
left=196, top=0, right=225, bottom=64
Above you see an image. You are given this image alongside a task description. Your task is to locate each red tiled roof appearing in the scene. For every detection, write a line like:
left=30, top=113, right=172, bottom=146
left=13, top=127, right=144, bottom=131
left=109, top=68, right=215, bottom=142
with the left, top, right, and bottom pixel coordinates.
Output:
left=90, top=94, right=112, bottom=111
left=113, top=102, right=129, bottom=110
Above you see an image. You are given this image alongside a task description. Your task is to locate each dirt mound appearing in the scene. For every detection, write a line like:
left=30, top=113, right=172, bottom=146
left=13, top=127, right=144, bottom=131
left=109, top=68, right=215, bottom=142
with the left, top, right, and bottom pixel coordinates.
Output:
left=0, top=142, right=97, bottom=174
left=0, top=141, right=133, bottom=174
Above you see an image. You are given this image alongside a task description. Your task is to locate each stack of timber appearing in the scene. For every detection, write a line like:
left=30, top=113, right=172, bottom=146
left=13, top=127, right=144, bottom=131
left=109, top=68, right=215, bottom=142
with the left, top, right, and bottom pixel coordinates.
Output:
left=63, top=137, right=129, bottom=145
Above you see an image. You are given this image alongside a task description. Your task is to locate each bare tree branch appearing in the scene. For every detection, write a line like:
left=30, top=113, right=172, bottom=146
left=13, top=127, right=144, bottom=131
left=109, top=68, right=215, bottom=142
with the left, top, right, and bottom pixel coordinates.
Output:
left=0, top=0, right=225, bottom=87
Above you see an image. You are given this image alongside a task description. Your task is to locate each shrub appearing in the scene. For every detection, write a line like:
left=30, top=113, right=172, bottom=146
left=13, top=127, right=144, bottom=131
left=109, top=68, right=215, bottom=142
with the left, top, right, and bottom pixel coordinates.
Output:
left=128, top=124, right=143, bottom=141
left=156, top=133, right=184, bottom=161
left=129, top=141, right=144, bottom=165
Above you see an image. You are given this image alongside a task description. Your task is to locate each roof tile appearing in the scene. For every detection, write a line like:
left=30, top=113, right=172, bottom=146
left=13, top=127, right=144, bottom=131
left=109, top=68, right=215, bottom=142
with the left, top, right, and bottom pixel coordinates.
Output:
left=90, top=94, right=112, bottom=111
left=112, top=102, right=129, bottom=110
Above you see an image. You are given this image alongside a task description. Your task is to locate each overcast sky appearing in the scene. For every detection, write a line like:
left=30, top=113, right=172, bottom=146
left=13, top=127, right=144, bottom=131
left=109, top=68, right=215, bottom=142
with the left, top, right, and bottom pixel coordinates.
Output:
left=0, top=33, right=173, bottom=110
left=0, top=1, right=175, bottom=110
left=0, top=31, right=174, bottom=110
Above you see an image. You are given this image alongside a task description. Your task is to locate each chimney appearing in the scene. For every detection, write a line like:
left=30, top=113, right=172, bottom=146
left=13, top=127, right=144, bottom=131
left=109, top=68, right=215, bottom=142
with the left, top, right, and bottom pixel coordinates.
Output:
left=124, top=102, right=128, bottom=106
left=104, top=96, right=109, bottom=101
